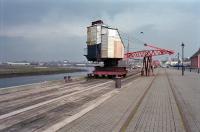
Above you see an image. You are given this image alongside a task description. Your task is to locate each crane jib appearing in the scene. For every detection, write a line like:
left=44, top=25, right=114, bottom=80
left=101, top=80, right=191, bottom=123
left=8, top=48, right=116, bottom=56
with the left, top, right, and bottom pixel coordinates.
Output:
left=125, top=50, right=174, bottom=59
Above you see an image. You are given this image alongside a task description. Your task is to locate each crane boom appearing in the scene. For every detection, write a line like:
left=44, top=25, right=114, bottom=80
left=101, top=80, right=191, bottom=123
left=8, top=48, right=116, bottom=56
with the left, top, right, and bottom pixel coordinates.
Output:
left=144, top=43, right=175, bottom=54
left=125, top=44, right=175, bottom=59
left=125, top=49, right=174, bottom=58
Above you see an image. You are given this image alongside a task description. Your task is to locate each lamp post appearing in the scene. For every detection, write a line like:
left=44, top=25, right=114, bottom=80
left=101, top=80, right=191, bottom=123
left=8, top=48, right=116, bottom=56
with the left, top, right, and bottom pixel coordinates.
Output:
left=181, top=43, right=185, bottom=76
left=126, top=35, right=130, bottom=68
left=177, top=52, right=180, bottom=70
left=126, top=32, right=143, bottom=68
left=127, top=35, right=130, bottom=59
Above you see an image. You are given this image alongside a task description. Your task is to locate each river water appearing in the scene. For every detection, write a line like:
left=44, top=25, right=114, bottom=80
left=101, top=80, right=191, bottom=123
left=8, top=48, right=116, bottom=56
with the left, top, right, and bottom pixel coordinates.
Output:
left=0, top=67, right=94, bottom=88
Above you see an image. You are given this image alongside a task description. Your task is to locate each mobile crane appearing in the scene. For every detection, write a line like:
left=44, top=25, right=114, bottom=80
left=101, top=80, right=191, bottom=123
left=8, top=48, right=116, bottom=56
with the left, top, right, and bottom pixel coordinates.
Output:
left=85, top=20, right=175, bottom=77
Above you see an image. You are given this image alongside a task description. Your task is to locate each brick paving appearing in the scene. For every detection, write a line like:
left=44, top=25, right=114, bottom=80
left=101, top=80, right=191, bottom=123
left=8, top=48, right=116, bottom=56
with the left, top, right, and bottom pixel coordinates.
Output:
left=58, top=76, right=155, bottom=132
left=2, top=68, right=200, bottom=132
left=54, top=69, right=200, bottom=132
left=167, top=69, right=200, bottom=132
left=126, top=69, right=185, bottom=132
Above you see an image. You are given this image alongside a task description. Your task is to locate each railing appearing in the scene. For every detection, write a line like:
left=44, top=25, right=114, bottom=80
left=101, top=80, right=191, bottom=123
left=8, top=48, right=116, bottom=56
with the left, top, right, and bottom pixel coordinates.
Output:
left=186, top=67, right=200, bottom=74
left=175, top=66, right=200, bottom=74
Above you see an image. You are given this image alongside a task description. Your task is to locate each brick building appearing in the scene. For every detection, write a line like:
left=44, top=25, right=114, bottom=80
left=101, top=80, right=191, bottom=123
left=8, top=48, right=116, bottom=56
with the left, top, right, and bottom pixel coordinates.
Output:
left=190, top=48, right=200, bottom=68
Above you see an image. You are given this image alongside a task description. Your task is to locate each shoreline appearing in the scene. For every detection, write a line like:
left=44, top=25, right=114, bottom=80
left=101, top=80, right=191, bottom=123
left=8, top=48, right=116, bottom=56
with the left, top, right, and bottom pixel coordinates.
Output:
left=0, top=75, right=86, bottom=90
left=0, top=70, right=87, bottom=79
left=0, top=67, right=87, bottom=79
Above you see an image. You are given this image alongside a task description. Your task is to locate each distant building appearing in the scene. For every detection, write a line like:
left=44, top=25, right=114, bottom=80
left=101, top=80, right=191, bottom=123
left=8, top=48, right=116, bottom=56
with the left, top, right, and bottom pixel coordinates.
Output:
left=30, top=62, right=39, bottom=66
left=165, top=58, right=179, bottom=66
left=190, top=48, right=200, bottom=68
left=6, top=62, right=30, bottom=66
left=63, top=60, right=69, bottom=63
left=153, top=60, right=161, bottom=67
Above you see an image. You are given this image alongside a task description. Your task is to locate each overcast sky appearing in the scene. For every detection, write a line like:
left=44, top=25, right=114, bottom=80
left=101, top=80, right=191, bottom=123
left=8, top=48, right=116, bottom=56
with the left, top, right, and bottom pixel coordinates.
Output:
left=0, top=0, right=200, bottom=62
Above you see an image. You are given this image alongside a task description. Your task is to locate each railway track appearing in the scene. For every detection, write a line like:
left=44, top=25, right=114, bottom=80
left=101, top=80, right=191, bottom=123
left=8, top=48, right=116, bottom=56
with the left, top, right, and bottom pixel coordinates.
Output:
left=119, top=69, right=188, bottom=132
left=0, top=81, right=113, bottom=131
left=0, top=69, right=141, bottom=132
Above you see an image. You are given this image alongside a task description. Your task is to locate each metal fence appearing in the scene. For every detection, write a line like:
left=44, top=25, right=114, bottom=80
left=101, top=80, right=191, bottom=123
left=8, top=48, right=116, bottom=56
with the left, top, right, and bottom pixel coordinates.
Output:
left=175, top=67, right=200, bottom=74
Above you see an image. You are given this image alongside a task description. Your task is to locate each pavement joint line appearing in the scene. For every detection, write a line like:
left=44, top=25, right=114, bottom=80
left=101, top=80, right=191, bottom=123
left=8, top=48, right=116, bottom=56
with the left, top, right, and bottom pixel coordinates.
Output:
left=0, top=80, right=86, bottom=98
left=166, top=69, right=190, bottom=132
left=122, top=77, right=140, bottom=88
left=0, top=80, right=113, bottom=120
left=0, top=82, right=45, bottom=90
left=42, top=89, right=119, bottom=132
left=0, top=84, right=113, bottom=131
left=0, top=72, right=139, bottom=120
left=119, top=70, right=159, bottom=132
left=0, top=80, right=103, bottom=104
left=0, top=80, right=87, bottom=102
left=165, top=69, right=177, bottom=132
left=0, top=84, right=81, bottom=107
left=111, top=79, right=145, bottom=132
left=0, top=83, right=84, bottom=104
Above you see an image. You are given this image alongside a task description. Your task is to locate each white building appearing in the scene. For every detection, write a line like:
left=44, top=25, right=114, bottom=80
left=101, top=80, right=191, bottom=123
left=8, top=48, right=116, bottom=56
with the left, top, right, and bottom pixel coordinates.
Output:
left=6, top=62, right=30, bottom=66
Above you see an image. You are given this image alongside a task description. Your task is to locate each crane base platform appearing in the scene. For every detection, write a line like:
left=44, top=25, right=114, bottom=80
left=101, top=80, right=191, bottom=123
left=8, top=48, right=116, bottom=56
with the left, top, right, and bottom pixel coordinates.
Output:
left=88, top=67, right=127, bottom=78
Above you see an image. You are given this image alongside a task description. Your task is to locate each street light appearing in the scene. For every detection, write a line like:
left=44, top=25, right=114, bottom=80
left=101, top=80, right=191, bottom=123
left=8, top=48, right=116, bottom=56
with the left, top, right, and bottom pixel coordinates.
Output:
left=127, top=35, right=129, bottom=53
left=177, top=52, right=180, bottom=70
left=126, top=35, right=130, bottom=69
left=126, top=32, right=143, bottom=68
left=181, top=43, right=185, bottom=76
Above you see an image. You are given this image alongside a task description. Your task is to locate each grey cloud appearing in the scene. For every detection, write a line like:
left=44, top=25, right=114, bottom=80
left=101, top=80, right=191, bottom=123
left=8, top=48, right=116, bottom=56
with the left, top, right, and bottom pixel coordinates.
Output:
left=0, top=36, right=85, bottom=61
left=0, top=0, right=200, bottom=61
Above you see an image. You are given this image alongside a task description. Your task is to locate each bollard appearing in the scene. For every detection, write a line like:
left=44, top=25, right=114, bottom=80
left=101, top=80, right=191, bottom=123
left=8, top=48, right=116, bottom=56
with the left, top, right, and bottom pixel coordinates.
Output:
left=115, top=77, right=121, bottom=88
left=190, top=68, right=191, bottom=72
left=87, top=74, right=92, bottom=81
left=68, top=76, right=72, bottom=81
left=87, top=74, right=90, bottom=81
left=87, top=74, right=90, bottom=78
left=198, top=69, right=199, bottom=74
left=64, top=76, right=67, bottom=83
left=141, top=70, right=144, bottom=76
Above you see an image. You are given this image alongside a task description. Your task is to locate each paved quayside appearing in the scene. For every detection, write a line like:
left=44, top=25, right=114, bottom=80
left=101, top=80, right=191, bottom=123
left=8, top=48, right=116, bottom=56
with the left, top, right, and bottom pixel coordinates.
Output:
left=0, top=68, right=200, bottom=132
left=0, top=70, right=139, bottom=132
left=59, top=69, right=200, bottom=132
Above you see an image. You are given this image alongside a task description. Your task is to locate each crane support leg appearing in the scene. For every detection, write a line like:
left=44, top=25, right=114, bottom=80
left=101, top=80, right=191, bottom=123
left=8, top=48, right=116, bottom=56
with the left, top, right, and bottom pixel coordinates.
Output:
left=141, top=56, right=153, bottom=76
